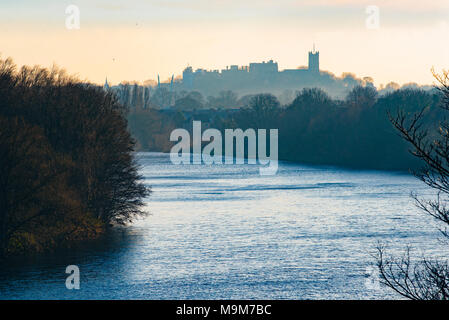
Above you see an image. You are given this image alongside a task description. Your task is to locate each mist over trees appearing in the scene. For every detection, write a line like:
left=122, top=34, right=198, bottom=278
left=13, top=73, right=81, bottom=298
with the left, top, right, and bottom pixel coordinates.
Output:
left=111, top=68, right=433, bottom=112
left=0, top=57, right=149, bottom=257
left=126, top=82, right=442, bottom=171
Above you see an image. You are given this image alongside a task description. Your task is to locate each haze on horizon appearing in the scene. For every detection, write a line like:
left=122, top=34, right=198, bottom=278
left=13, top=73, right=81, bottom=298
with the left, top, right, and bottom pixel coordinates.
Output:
left=1, top=0, right=448, bottom=87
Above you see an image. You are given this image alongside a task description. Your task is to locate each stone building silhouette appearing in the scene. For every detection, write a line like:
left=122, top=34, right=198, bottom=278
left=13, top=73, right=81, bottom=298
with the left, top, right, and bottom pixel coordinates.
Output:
left=308, top=47, right=319, bottom=73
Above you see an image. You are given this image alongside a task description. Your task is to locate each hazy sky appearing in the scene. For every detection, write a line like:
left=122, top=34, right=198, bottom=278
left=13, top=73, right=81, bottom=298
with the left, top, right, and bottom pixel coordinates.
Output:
left=1, top=0, right=448, bottom=86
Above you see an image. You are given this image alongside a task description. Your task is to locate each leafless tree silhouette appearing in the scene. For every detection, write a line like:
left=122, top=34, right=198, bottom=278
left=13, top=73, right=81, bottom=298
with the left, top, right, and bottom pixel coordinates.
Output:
left=377, top=70, right=449, bottom=300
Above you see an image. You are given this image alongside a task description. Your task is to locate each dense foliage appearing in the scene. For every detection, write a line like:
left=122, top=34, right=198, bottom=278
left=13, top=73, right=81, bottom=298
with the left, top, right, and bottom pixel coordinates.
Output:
left=0, top=58, right=149, bottom=256
left=128, top=85, right=442, bottom=171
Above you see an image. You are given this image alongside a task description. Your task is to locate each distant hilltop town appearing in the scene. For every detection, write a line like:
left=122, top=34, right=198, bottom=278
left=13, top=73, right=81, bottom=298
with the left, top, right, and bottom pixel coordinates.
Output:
left=105, top=47, right=429, bottom=110
left=180, top=48, right=321, bottom=96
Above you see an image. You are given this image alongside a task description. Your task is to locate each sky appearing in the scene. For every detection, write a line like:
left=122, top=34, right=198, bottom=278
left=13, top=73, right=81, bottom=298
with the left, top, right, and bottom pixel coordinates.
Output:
left=0, top=0, right=448, bottom=87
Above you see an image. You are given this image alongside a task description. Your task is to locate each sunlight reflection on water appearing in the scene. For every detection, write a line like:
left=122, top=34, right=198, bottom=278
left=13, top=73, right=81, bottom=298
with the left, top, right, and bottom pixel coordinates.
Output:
left=0, top=152, right=444, bottom=299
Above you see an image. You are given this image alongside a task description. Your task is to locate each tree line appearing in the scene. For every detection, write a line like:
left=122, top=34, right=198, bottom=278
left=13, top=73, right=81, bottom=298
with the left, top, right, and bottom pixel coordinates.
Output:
left=0, top=57, right=149, bottom=257
left=128, top=84, right=442, bottom=171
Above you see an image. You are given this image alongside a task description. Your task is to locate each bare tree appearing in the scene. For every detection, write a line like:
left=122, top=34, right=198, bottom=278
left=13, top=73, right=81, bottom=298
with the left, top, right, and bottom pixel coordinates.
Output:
left=0, top=57, right=150, bottom=256
left=377, top=70, right=449, bottom=299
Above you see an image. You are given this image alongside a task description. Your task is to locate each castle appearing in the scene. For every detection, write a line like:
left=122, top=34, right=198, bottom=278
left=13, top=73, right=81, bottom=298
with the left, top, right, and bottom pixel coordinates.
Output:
left=106, top=47, right=367, bottom=109
left=179, top=47, right=324, bottom=96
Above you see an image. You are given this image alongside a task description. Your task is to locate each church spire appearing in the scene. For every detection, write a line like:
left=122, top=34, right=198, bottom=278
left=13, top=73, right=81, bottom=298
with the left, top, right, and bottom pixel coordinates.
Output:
left=104, top=77, right=110, bottom=90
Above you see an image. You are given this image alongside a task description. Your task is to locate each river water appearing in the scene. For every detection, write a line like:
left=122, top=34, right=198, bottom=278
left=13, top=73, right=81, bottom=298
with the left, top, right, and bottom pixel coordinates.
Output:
left=0, top=152, right=445, bottom=299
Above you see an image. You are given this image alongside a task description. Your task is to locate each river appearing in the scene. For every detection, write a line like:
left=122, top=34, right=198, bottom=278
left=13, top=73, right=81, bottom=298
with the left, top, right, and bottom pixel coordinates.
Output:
left=0, top=152, right=444, bottom=299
